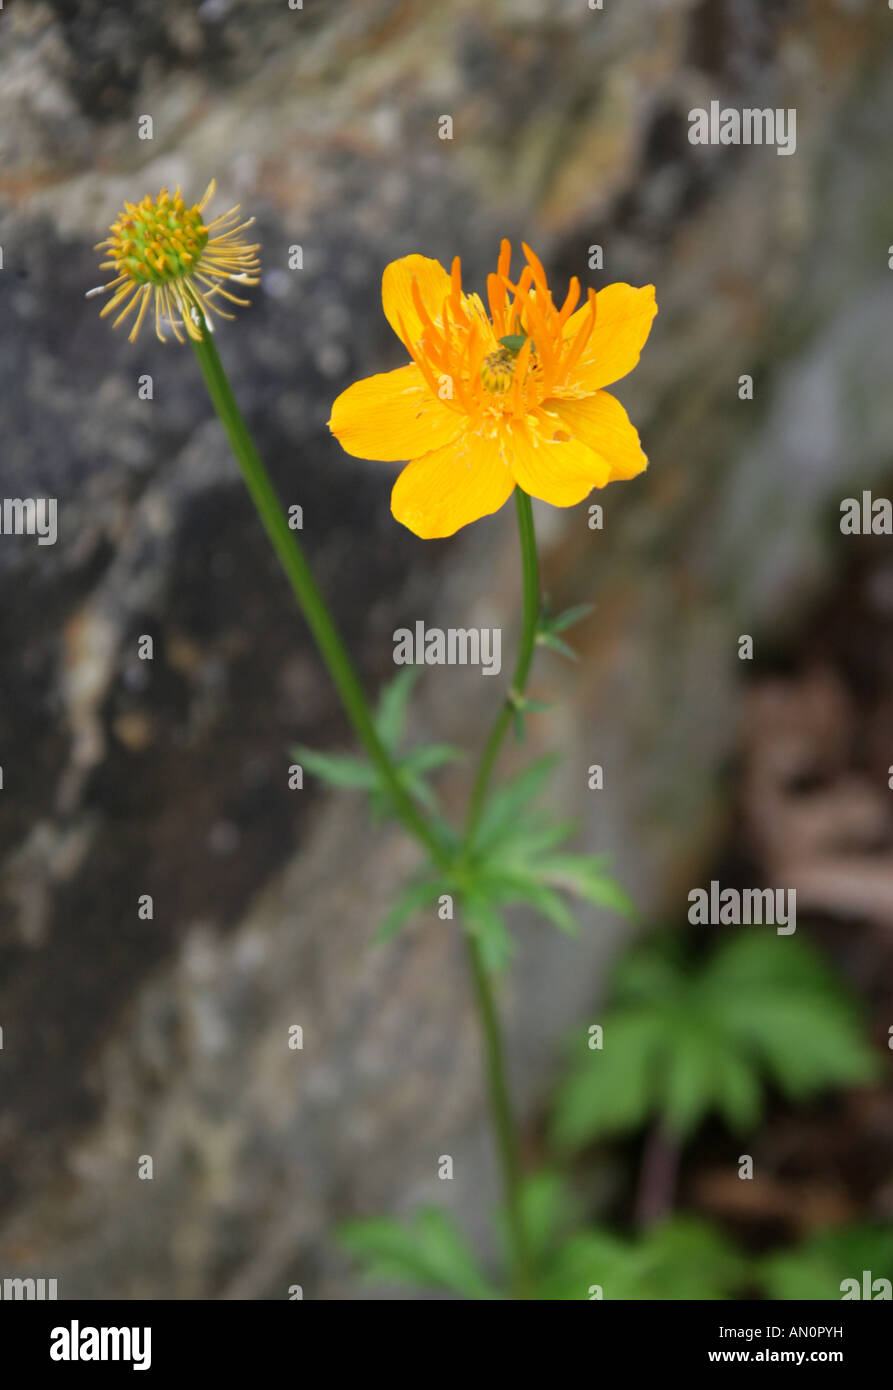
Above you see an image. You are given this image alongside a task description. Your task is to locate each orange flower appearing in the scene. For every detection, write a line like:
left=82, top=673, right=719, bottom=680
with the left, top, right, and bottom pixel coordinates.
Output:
left=328, top=242, right=657, bottom=538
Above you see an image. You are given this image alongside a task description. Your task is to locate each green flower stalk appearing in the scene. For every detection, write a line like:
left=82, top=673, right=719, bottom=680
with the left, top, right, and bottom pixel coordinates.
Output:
left=191, top=316, right=538, bottom=1297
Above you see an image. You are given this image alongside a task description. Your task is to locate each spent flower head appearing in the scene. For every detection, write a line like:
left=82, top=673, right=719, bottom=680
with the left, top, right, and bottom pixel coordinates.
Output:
left=88, top=180, right=261, bottom=343
left=329, top=241, right=657, bottom=538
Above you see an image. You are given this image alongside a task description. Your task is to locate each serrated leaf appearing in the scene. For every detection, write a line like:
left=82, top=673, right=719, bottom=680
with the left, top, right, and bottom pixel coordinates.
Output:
left=376, top=877, right=444, bottom=942
left=397, top=745, right=462, bottom=819
left=552, top=931, right=878, bottom=1152
left=471, top=754, right=559, bottom=853
left=490, top=1169, right=575, bottom=1276
left=399, top=769, right=439, bottom=817
left=702, top=936, right=879, bottom=1099
left=520, top=1171, right=574, bottom=1266
left=498, top=873, right=580, bottom=935
left=550, top=602, right=593, bottom=634
left=292, top=745, right=377, bottom=790
left=473, top=866, right=580, bottom=936
left=734, top=998, right=877, bottom=1101
left=661, top=1023, right=721, bottom=1139
left=537, top=630, right=579, bottom=661
left=711, top=1046, right=764, bottom=1133
left=534, top=600, right=594, bottom=664
left=492, top=815, right=578, bottom=863
left=464, top=895, right=515, bottom=973
left=297, top=723, right=459, bottom=830
left=611, top=943, right=684, bottom=1004
left=533, top=1228, right=628, bottom=1301
left=534, top=1218, right=745, bottom=1300
left=551, top=1009, right=664, bottom=1150
left=703, top=932, right=838, bottom=999
left=339, top=1208, right=499, bottom=1299
left=374, top=667, right=419, bottom=749
left=401, top=743, right=464, bottom=775
left=538, top=854, right=636, bottom=918
left=637, top=1218, right=747, bottom=1300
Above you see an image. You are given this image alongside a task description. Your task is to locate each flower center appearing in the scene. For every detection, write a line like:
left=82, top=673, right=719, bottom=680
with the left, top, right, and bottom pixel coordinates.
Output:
left=480, top=347, right=516, bottom=396
left=479, top=333, right=536, bottom=399
left=108, top=189, right=209, bottom=286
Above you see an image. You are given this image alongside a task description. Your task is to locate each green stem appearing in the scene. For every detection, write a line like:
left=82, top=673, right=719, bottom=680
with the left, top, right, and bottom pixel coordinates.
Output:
left=465, top=487, right=540, bottom=839
left=191, top=327, right=539, bottom=1300
left=189, top=324, right=448, bottom=869
left=467, top=931, right=533, bottom=1299
left=461, top=487, right=540, bottom=1299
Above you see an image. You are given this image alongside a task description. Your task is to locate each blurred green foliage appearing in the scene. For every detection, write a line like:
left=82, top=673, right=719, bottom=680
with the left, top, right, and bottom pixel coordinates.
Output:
left=328, top=674, right=884, bottom=1300
left=761, top=1225, right=893, bottom=1301
left=340, top=1208, right=500, bottom=1300
left=551, top=933, right=879, bottom=1149
left=340, top=928, right=883, bottom=1299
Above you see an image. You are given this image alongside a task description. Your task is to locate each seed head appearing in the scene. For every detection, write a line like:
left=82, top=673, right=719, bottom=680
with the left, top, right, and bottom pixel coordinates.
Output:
left=89, top=180, right=261, bottom=343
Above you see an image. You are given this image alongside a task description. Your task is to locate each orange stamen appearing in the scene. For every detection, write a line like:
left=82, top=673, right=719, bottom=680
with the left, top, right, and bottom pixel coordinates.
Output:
left=487, top=273, right=507, bottom=335
left=440, top=302, right=473, bottom=411
left=521, top=242, right=550, bottom=297
left=511, top=338, right=532, bottom=416
left=448, top=257, right=469, bottom=326
left=558, top=276, right=581, bottom=326
left=397, top=310, right=461, bottom=413
left=560, top=288, right=598, bottom=382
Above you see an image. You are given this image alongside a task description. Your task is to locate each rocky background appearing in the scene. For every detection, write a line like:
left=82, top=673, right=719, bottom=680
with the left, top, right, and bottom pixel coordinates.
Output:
left=0, top=0, right=891, bottom=1298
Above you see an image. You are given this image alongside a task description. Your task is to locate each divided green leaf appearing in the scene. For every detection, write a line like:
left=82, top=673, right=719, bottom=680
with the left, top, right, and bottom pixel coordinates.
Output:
left=535, top=600, right=593, bottom=663
left=552, top=934, right=879, bottom=1150
left=534, top=1217, right=746, bottom=1301
left=339, top=1208, right=500, bottom=1300
left=462, top=754, right=634, bottom=970
left=761, top=1224, right=893, bottom=1301
left=293, top=669, right=462, bottom=825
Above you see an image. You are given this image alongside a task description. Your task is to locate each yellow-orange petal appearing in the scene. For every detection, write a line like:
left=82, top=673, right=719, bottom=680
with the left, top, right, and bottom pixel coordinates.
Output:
left=543, top=390, right=648, bottom=482
left=562, top=283, right=657, bottom=392
left=505, top=413, right=610, bottom=507
left=328, top=363, right=463, bottom=462
left=382, top=254, right=454, bottom=353
left=391, top=429, right=514, bottom=539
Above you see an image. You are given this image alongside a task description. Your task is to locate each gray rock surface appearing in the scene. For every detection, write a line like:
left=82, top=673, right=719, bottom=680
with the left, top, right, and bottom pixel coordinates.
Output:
left=0, top=0, right=891, bottom=1297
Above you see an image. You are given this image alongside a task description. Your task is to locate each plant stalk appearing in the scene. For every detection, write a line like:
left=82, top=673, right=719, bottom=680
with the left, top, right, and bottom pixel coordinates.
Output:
left=634, top=1122, right=681, bottom=1229
left=191, top=325, right=538, bottom=1298
left=467, top=931, right=533, bottom=1298
left=462, top=487, right=540, bottom=1298
left=189, top=325, right=449, bottom=867
left=464, top=488, right=540, bottom=838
